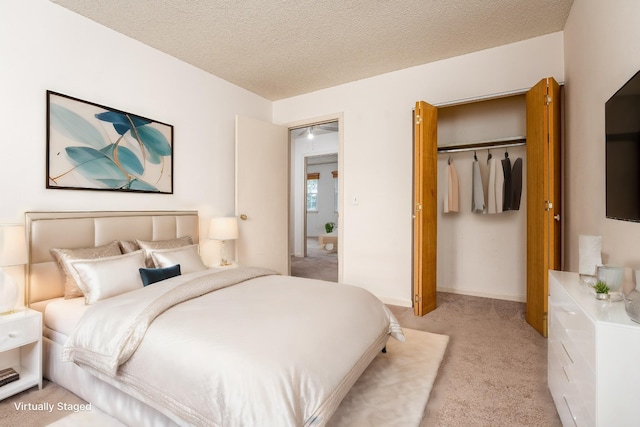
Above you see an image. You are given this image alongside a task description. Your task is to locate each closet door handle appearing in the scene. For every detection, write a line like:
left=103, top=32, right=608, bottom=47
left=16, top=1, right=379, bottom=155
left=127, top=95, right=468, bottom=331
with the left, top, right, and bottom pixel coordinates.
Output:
left=554, top=214, right=560, bottom=221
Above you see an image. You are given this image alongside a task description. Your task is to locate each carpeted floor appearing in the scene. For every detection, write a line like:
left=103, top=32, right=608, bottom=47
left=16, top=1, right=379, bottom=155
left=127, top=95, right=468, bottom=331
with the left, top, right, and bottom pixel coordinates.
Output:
left=390, top=293, right=561, bottom=427
left=291, top=237, right=338, bottom=282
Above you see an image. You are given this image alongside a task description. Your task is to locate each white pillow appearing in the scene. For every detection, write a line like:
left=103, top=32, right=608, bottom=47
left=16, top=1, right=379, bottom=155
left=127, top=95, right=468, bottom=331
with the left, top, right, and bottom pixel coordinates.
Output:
left=69, top=250, right=146, bottom=304
left=150, top=244, right=207, bottom=274
left=50, top=241, right=122, bottom=299
left=135, top=236, right=193, bottom=267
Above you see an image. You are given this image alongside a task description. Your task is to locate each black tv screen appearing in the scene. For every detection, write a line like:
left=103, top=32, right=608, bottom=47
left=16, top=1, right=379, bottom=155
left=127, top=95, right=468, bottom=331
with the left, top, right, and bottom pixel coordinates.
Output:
left=606, top=69, right=640, bottom=222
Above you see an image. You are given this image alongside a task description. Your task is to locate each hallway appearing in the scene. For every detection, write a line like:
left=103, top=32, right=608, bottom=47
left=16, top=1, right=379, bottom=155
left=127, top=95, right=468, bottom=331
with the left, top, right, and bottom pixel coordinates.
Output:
left=290, top=237, right=338, bottom=282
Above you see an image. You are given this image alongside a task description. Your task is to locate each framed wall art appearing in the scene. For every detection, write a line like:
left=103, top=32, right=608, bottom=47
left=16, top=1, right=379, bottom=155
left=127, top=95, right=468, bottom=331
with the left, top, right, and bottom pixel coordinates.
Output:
left=46, top=90, right=173, bottom=194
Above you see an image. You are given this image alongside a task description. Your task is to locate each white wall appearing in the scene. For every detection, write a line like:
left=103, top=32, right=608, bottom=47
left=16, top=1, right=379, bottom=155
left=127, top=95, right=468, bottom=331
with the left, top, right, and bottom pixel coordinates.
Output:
left=0, top=0, right=271, bottom=264
left=274, top=33, right=564, bottom=306
left=1, top=0, right=572, bottom=306
left=437, top=96, right=528, bottom=301
left=563, top=1, right=640, bottom=293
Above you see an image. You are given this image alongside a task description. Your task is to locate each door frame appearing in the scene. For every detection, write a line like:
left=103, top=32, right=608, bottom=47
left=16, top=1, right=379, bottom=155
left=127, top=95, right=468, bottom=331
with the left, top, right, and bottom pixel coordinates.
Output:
left=286, top=113, right=344, bottom=282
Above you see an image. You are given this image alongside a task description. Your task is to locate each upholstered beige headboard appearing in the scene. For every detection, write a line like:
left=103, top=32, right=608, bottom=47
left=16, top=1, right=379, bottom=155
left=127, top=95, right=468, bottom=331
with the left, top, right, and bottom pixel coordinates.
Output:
left=25, top=211, right=199, bottom=306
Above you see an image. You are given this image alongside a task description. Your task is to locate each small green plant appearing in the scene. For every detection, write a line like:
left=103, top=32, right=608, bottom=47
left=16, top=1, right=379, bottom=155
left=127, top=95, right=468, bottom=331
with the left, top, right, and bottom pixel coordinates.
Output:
left=594, top=281, right=610, bottom=294
left=325, top=222, right=336, bottom=233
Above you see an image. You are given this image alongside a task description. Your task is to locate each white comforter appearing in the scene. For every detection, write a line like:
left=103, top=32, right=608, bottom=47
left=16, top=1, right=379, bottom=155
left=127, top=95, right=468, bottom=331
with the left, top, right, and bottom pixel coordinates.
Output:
left=62, top=268, right=404, bottom=427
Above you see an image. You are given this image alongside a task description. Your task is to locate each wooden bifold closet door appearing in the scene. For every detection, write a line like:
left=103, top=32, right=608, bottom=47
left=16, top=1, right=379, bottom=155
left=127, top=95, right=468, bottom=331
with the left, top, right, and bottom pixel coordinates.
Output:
left=526, top=77, right=561, bottom=337
left=413, top=77, right=561, bottom=334
left=413, top=101, right=438, bottom=317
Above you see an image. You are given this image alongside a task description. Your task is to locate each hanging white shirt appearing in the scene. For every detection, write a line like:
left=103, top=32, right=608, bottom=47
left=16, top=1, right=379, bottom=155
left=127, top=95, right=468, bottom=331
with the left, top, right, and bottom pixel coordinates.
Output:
left=444, top=161, right=459, bottom=213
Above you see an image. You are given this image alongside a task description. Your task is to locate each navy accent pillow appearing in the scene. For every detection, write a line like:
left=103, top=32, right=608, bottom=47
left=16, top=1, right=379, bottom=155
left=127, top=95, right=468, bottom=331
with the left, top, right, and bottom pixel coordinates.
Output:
left=139, top=264, right=181, bottom=286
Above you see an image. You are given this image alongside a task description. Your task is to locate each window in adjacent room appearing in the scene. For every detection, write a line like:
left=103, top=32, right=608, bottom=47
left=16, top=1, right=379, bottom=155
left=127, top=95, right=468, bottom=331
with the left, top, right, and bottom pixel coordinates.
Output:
left=307, top=172, right=319, bottom=211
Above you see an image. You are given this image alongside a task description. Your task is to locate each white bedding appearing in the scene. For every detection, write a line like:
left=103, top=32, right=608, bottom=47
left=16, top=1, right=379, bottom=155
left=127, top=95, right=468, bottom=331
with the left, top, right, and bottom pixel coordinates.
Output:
left=61, top=268, right=404, bottom=427
left=43, top=297, right=88, bottom=337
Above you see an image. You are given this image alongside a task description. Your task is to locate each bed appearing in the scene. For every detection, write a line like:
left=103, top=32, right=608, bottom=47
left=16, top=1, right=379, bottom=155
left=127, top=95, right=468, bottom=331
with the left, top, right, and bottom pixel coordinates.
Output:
left=25, top=210, right=403, bottom=427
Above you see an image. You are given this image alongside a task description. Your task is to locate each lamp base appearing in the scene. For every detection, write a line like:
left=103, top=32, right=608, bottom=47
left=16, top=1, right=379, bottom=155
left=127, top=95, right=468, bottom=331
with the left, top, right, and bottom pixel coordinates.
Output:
left=219, top=240, right=234, bottom=267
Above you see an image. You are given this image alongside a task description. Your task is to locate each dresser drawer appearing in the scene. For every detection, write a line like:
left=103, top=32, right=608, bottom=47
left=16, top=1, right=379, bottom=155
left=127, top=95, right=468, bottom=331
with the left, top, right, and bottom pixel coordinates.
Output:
left=549, top=335, right=594, bottom=392
left=561, top=391, right=593, bottom=427
left=0, top=315, right=41, bottom=352
left=549, top=351, right=590, bottom=427
left=550, top=285, right=596, bottom=372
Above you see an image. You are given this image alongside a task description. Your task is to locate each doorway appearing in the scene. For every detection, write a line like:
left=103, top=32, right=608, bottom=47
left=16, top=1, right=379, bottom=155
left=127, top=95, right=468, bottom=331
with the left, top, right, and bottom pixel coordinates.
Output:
left=289, top=121, right=340, bottom=282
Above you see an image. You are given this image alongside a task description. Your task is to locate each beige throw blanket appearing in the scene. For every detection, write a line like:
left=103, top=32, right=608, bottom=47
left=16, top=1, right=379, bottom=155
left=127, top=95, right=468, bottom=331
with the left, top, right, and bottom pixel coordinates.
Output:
left=62, top=267, right=276, bottom=376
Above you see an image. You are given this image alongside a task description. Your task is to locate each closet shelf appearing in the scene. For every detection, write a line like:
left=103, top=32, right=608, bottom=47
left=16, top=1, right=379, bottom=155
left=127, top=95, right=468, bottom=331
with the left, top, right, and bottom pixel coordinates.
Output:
left=437, top=136, right=526, bottom=154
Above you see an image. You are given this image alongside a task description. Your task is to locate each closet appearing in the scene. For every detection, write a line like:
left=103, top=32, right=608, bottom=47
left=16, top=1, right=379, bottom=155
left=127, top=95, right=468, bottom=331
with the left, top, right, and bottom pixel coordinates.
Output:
left=413, top=77, right=561, bottom=336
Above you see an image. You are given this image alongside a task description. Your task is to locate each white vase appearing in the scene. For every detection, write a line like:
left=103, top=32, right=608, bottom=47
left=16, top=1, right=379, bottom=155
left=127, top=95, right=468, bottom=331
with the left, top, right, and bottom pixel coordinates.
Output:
left=0, top=270, right=18, bottom=313
left=579, top=235, right=602, bottom=276
left=596, top=265, right=624, bottom=293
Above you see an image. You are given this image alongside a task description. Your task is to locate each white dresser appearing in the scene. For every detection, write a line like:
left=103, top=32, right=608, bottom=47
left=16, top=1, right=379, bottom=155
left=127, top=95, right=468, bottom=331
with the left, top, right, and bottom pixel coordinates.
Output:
left=548, top=270, right=640, bottom=427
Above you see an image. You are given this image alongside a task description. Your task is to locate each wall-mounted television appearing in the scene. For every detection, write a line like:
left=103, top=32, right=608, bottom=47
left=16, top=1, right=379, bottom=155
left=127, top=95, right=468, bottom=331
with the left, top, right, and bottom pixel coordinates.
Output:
left=606, top=69, right=640, bottom=222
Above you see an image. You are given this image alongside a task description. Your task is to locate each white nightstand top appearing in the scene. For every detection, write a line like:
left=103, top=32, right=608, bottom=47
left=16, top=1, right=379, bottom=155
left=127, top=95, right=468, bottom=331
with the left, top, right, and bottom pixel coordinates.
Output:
left=208, top=262, right=239, bottom=271
left=0, top=307, right=39, bottom=323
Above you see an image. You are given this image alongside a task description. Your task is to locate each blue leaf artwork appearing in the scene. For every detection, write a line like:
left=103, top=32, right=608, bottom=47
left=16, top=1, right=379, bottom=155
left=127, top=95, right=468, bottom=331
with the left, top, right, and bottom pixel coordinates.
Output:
left=46, top=91, right=173, bottom=193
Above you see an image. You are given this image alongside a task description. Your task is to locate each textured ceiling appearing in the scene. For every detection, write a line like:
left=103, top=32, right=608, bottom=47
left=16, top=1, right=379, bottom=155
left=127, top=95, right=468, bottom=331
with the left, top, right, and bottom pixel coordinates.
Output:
left=51, top=0, right=574, bottom=101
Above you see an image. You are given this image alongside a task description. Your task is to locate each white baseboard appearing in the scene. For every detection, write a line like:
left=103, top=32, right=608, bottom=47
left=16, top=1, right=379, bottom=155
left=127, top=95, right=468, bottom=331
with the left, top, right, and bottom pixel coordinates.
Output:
left=438, top=286, right=526, bottom=303
left=377, top=288, right=524, bottom=310
left=378, top=296, right=412, bottom=308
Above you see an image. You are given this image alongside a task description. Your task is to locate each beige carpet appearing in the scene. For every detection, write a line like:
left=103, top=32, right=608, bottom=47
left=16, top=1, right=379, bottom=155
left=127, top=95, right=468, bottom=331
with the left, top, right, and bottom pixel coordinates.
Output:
left=291, top=237, right=338, bottom=282
left=0, top=329, right=447, bottom=427
left=47, top=408, right=125, bottom=427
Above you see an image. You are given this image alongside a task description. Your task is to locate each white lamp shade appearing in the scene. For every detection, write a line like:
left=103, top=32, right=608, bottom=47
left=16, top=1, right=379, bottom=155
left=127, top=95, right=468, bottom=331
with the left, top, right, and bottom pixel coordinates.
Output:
left=0, top=224, right=27, bottom=267
left=208, top=217, right=239, bottom=241
left=0, top=224, right=26, bottom=313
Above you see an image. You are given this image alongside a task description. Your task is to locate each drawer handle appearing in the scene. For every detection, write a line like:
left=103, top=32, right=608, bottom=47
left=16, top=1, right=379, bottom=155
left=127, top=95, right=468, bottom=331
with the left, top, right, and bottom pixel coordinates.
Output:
left=563, top=395, right=579, bottom=427
left=562, top=365, right=571, bottom=383
left=561, top=342, right=574, bottom=364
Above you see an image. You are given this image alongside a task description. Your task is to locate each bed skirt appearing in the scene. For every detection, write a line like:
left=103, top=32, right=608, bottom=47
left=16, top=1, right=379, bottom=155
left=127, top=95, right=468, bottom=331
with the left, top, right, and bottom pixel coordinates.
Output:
left=43, top=335, right=178, bottom=427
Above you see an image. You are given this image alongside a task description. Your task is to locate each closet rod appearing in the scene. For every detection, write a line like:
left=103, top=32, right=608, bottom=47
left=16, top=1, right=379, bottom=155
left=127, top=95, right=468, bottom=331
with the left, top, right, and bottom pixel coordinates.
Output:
left=437, top=137, right=526, bottom=154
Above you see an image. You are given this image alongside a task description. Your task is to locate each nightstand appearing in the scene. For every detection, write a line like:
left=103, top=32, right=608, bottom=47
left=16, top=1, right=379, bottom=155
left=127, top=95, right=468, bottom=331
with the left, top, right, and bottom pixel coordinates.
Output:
left=208, top=262, right=239, bottom=271
left=0, top=308, right=42, bottom=400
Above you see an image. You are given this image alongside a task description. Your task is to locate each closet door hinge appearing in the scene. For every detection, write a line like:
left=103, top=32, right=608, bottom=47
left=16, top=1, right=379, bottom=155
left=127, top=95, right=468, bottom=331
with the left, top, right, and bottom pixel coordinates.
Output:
left=415, top=115, right=423, bottom=124
left=414, top=294, right=422, bottom=304
left=545, top=201, right=553, bottom=211
left=545, top=95, right=552, bottom=105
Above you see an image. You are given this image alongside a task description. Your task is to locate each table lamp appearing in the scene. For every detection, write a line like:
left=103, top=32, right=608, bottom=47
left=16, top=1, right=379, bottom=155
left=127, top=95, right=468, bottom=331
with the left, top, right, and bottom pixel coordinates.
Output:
left=0, top=225, right=28, bottom=314
left=208, top=217, right=238, bottom=266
